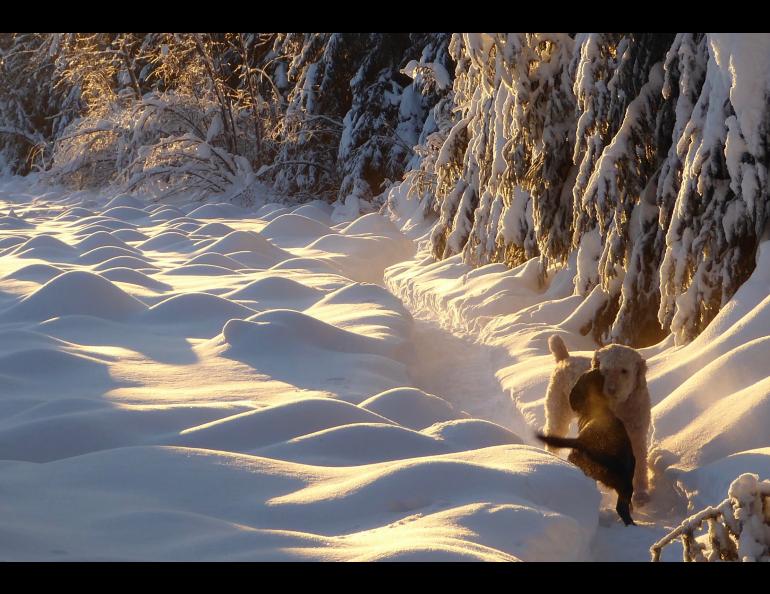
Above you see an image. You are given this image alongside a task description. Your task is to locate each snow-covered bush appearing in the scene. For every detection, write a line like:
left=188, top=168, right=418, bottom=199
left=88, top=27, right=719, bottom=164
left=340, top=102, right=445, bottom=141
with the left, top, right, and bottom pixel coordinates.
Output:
left=650, top=473, right=770, bottom=562
left=39, top=33, right=281, bottom=204
left=47, top=91, right=262, bottom=204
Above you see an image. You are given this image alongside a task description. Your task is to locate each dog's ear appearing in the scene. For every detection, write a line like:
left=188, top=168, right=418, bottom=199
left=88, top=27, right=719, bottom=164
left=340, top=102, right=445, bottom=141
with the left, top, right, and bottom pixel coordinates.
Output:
left=636, top=357, right=648, bottom=386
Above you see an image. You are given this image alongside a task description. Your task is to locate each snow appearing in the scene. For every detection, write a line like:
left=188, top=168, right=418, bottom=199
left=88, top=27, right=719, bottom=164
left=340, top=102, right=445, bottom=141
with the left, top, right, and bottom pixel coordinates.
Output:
left=709, top=34, right=770, bottom=157
left=1, top=168, right=769, bottom=562
left=0, top=178, right=607, bottom=562
left=385, top=204, right=770, bottom=558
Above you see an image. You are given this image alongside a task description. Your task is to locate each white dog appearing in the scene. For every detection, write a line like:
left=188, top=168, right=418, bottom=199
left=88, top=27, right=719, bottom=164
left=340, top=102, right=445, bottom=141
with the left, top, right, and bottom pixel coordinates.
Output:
left=543, top=334, right=652, bottom=504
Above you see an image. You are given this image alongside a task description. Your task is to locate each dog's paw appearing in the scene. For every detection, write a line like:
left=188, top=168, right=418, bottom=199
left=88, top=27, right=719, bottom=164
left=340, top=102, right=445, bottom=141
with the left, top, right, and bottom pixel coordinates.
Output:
left=633, top=491, right=650, bottom=507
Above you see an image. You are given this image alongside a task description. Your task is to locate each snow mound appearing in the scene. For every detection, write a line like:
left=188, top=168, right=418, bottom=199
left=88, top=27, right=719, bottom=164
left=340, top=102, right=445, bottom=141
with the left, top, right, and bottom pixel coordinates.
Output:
left=225, top=251, right=285, bottom=270
left=92, top=256, right=158, bottom=271
left=9, top=234, right=78, bottom=256
left=259, top=214, right=333, bottom=246
left=223, top=310, right=394, bottom=358
left=212, top=311, right=410, bottom=400
left=3, top=263, right=64, bottom=283
left=305, top=283, right=413, bottom=352
left=306, top=232, right=415, bottom=283
left=54, top=206, right=95, bottom=220
left=256, top=423, right=449, bottom=465
left=172, top=398, right=394, bottom=452
left=0, top=348, right=111, bottom=384
left=657, top=373, right=770, bottom=468
left=310, top=281, right=408, bottom=311
left=195, top=222, right=235, bottom=237
left=150, top=208, right=186, bottom=222
left=256, top=202, right=288, bottom=217
left=104, top=194, right=146, bottom=210
left=0, top=235, right=27, bottom=250
left=101, top=206, right=149, bottom=221
left=674, top=448, right=770, bottom=511
left=269, top=257, right=344, bottom=275
left=74, top=231, right=138, bottom=254
left=167, top=222, right=200, bottom=234
left=187, top=203, right=244, bottom=219
left=98, top=268, right=172, bottom=291
left=137, top=231, right=195, bottom=251
left=0, top=402, right=234, bottom=463
left=73, top=218, right=138, bottom=233
left=141, top=293, right=254, bottom=331
left=183, top=253, right=244, bottom=270
left=0, top=270, right=147, bottom=321
left=79, top=246, right=144, bottom=265
left=0, top=328, right=76, bottom=353
left=270, top=446, right=599, bottom=547
left=164, top=264, right=242, bottom=276
left=0, top=215, right=34, bottom=229
left=359, top=387, right=462, bottom=430
left=423, top=419, right=524, bottom=450
left=110, top=229, right=149, bottom=242
left=257, top=206, right=291, bottom=221
left=225, top=276, right=325, bottom=307
left=290, top=203, right=333, bottom=225
left=341, top=212, right=403, bottom=237
left=200, top=230, right=289, bottom=261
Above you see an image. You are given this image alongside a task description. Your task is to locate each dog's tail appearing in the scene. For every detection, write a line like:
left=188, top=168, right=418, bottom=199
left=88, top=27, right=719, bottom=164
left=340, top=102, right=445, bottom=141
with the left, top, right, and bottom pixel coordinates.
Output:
left=536, top=433, right=579, bottom=450
left=548, top=335, right=570, bottom=362
left=535, top=432, right=624, bottom=472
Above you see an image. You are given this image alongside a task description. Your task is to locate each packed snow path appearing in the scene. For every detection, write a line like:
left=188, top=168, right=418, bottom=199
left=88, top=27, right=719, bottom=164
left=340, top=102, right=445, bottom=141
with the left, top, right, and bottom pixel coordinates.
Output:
left=1, top=179, right=769, bottom=560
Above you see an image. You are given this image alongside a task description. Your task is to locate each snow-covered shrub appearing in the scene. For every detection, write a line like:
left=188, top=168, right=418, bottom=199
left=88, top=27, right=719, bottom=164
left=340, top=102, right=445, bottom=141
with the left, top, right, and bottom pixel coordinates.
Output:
left=47, top=91, right=262, bottom=204
left=650, top=473, right=770, bottom=562
left=41, top=33, right=281, bottom=204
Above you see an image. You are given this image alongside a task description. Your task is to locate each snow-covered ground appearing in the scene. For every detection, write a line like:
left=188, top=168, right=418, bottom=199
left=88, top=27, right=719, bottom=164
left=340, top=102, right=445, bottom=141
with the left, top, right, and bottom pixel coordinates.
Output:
left=0, top=176, right=767, bottom=561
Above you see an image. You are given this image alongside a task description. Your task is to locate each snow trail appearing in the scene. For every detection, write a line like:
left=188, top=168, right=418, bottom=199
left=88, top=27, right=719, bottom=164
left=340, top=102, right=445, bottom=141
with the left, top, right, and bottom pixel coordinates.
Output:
left=407, top=318, right=531, bottom=440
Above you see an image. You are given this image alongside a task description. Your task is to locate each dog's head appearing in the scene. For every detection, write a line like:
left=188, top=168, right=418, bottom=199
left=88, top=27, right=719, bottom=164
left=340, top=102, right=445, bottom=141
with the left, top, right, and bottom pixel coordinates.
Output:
left=591, top=344, right=647, bottom=405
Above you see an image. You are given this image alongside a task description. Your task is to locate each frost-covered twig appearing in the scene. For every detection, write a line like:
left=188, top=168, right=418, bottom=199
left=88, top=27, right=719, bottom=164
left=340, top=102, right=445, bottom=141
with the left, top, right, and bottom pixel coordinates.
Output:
left=650, top=473, right=770, bottom=562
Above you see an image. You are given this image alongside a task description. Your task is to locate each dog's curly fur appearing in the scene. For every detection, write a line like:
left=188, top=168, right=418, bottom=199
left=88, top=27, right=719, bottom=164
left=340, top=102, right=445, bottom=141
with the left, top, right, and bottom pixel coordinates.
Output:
left=543, top=334, right=651, bottom=503
left=537, top=368, right=636, bottom=526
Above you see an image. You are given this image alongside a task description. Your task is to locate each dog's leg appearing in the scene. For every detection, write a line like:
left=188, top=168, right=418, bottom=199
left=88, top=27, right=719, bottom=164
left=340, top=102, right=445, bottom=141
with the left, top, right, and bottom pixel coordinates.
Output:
left=630, top=431, right=650, bottom=503
left=544, top=387, right=572, bottom=453
left=616, top=495, right=636, bottom=526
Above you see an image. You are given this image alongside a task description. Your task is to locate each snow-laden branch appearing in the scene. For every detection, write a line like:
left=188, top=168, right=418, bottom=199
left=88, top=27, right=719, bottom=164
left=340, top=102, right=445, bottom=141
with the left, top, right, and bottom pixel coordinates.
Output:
left=650, top=473, right=770, bottom=562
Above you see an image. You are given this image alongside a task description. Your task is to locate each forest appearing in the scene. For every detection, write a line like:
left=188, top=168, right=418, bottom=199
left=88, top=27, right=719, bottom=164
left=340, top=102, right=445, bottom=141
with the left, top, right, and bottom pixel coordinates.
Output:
left=1, top=33, right=768, bottom=348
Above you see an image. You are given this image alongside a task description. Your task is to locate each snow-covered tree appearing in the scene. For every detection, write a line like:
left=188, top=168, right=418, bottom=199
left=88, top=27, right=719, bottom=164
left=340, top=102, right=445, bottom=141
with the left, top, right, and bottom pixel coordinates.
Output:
left=430, top=33, right=576, bottom=271
left=267, top=33, right=452, bottom=209
left=412, top=32, right=770, bottom=348
left=659, top=34, right=770, bottom=344
left=0, top=34, right=79, bottom=173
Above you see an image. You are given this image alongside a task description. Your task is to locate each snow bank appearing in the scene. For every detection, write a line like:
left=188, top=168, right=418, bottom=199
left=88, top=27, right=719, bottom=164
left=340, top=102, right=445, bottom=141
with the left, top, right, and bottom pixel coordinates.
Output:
left=0, top=270, right=148, bottom=322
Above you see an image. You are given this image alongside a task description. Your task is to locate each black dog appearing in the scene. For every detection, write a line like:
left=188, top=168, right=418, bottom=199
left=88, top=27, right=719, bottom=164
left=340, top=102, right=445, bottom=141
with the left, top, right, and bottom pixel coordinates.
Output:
left=536, top=368, right=636, bottom=526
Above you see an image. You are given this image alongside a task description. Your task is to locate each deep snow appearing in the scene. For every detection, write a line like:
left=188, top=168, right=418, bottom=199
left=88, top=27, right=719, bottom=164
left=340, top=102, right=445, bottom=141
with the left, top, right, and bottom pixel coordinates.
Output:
left=0, top=175, right=767, bottom=561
